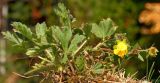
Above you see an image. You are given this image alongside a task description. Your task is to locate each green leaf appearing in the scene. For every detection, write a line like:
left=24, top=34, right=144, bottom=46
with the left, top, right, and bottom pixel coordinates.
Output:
left=93, top=62, right=102, bottom=69
left=61, top=54, right=68, bottom=64
left=52, top=26, right=72, bottom=64
left=91, top=62, right=104, bottom=74
left=68, top=34, right=85, bottom=52
left=11, top=22, right=32, bottom=40
left=108, top=26, right=118, bottom=37
left=62, top=26, right=72, bottom=51
left=35, top=22, right=47, bottom=38
left=52, top=26, right=64, bottom=44
left=138, top=53, right=144, bottom=62
left=51, top=26, right=62, bottom=43
left=54, top=3, right=71, bottom=26
left=40, top=36, right=48, bottom=45
left=54, top=3, right=68, bottom=19
left=52, top=26, right=72, bottom=51
left=75, top=56, right=85, bottom=71
left=132, top=43, right=141, bottom=50
left=93, top=69, right=104, bottom=74
left=91, top=18, right=117, bottom=39
left=91, top=23, right=103, bottom=38
left=2, top=31, right=22, bottom=45
left=83, top=24, right=92, bottom=37
left=35, top=22, right=49, bottom=45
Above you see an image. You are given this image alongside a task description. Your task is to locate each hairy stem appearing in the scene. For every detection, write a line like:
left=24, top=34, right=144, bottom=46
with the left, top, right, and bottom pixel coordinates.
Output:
left=45, top=49, right=54, bottom=61
left=71, top=40, right=87, bottom=57
left=93, top=42, right=104, bottom=50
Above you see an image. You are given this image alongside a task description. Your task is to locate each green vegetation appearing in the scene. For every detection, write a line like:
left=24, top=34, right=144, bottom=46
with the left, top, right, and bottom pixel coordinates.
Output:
left=2, top=3, right=159, bottom=82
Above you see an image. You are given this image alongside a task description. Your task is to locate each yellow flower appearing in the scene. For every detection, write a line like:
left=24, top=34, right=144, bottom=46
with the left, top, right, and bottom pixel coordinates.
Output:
left=148, top=47, right=159, bottom=57
left=113, top=39, right=128, bottom=58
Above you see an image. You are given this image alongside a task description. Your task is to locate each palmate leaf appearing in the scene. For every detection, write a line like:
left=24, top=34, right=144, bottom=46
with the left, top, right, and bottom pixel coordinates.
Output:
left=91, top=62, right=104, bottom=74
left=54, top=3, right=68, bottom=19
left=54, top=3, right=71, bottom=26
left=35, top=22, right=47, bottom=38
left=52, top=25, right=86, bottom=63
left=35, top=22, right=48, bottom=45
left=61, top=26, right=72, bottom=63
left=63, top=26, right=72, bottom=51
left=68, top=34, right=85, bottom=52
left=52, top=26, right=72, bottom=52
left=51, top=26, right=62, bottom=43
left=11, top=22, right=32, bottom=40
left=91, top=23, right=102, bottom=38
left=2, top=31, right=22, bottom=45
left=91, top=18, right=117, bottom=39
left=52, top=26, right=72, bottom=64
left=75, top=55, right=85, bottom=71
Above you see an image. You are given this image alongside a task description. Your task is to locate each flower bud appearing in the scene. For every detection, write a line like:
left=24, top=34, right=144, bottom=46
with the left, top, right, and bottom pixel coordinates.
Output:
left=148, top=47, right=159, bottom=57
